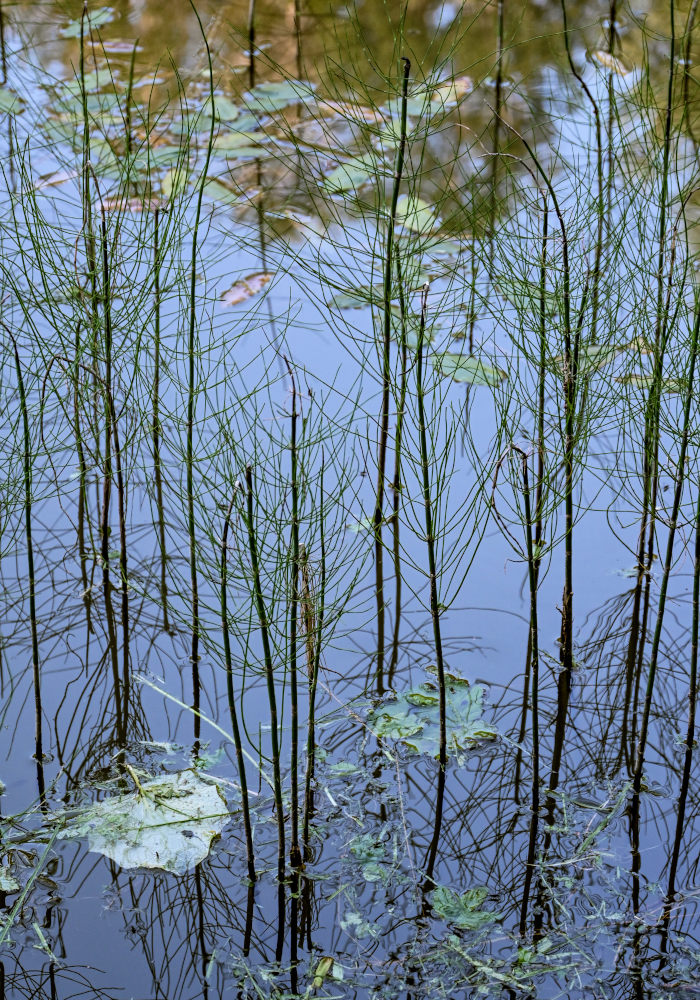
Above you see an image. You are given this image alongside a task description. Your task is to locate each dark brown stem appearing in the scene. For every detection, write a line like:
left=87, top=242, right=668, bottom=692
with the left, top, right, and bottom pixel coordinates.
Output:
left=221, top=494, right=256, bottom=883
left=374, top=56, right=410, bottom=692
left=416, top=285, right=447, bottom=889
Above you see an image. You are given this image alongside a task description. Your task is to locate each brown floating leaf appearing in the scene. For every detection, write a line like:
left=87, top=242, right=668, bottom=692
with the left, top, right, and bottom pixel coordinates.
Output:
left=591, top=50, right=630, bottom=75
left=101, top=40, right=142, bottom=54
left=316, top=99, right=385, bottom=125
left=431, top=75, right=474, bottom=103
left=100, top=195, right=161, bottom=213
left=34, top=168, right=79, bottom=191
left=220, top=272, right=272, bottom=306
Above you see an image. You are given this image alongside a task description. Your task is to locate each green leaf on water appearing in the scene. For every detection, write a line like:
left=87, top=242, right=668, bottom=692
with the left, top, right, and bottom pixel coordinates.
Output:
left=213, top=130, right=264, bottom=152
left=367, top=672, right=498, bottom=758
left=395, top=193, right=438, bottom=233
left=330, top=285, right=384, bottom=309
left=496, top=276, right=558, bottom=318
left=214, top=96, right=240, bottom=122
left=61, top=7, right=114, bottom=37
left=348, top=833, right=387, bottom=882
left=0, top=87, right=24, bottom=114
left=554, top=343, right=620, bottom=375
left=162, top=166, right=189, bottom=200
left=56, top=769, right=229, bottom=875
left=311, top=955, right=335, bottom=990
left=323, top=156, right=376, bottom=193
left=434, top=353, right=506, bottom=386
left=432, top=885, right=501, bottom=930
left=203, top=178, right=240, bottom=206
left=244, top=80, right=312, bottom=114
left=617, top=372, right=686, bottom=393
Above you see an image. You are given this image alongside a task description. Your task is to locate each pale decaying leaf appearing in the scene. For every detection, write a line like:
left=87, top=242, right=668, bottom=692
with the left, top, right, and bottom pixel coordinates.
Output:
left=0, top=865, right=20, bottom=893
left=221, top=272, right=272, bottom=306
left=56, top=769, right=229, bottom=875
left=33, top=169, right=80, bottom=192
left=591, top=50, right=630, bottom=75
left=431, top=75, right=474, bottom=104
left=317, top=100, right=385, bottom=125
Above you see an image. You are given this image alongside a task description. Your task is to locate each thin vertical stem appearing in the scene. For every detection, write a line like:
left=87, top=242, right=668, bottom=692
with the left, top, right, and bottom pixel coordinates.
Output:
left=375, top=56, right=410, bottom=691
left=286, top=359, right=301, bottom=870
left=73, top=321, right=91, bottom=633
left=416, top=285, right=447, bottom=888
left=152, top=206, right=170, bottom=631
left=517, top=449, right=540, bottom=935
left=186, top=0, right=216, bottom=745
left=244, top=464, right=285, bottom=948
left=389, top=250, right=408, bottom=684
left=221, top=495, right=256, bottom=884
left=100, top=211, right=130, bottom=731
left=303, top=459, right=325, bottom=860
left=624, top=0, right=677, bottom=770
left=98, top=211, right=123, bottom=743
left=247, top=0, right=256, bottom=91
left=660, top=475, right=700, bottom=939
left=631, top=300, right=700, bottom=908
left=7, top=328, right=45, bottom=802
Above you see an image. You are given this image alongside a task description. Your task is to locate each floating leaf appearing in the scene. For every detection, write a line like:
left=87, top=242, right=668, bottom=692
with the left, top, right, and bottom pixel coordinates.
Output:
left=330, top=285, right=383, bottom=309
left=215, top=95, right=240, bottom=122
left=61, top=7, right=114, bottom=37
left=367, top=672, right=498, bottom=758
left=432, top=885, right=501, bottom=930
left=312, top=956, right=335, bottom=990
left=100, top=195, right=159, bottom=213
left=348, top=833, right=387, bottom=882
left=591, top=50, right=630, bottom=75
left=100, top=39, right=142, bottom=54
left=317, top=99, right=385, bottom=124
left=56, top=769, right=229, bottom=875
left=347, top=515, right=374, bottom=533
left=554, top=342, right=621, bottom=375
left=0, top=86, right=24, bottom=114
left=245, top=80, right=312, bottom=114
left=340, top=909, right=379, bottom=940
left=435, top=353, right=506, bottom=386
left=221, top=272, right=272, bottom=306
left=323, top=156, right=375, bottom=193
left=395, top=193, right=438, bottom=233
left=431, top=75, right=474, bottom=105
left=216, top=145, right=265, bottom=160
left=34, top=168, right=79, bottom=191
left=496, top=276, right=558, bottom=318
left=214, top=130, right=265, bottom=156
left=0, top=866, right=19, bottom=893
left=162, top=167, right=189, bottom=200
left=617, top=373, right=686, bottom=393
left=204, top=178, right=240, bottom=205
left=402, top=96, right=432, bottom=118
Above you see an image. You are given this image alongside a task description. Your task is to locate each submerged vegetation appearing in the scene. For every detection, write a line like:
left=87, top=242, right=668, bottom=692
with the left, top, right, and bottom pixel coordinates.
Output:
left=1, top=0, right=700, bottom=996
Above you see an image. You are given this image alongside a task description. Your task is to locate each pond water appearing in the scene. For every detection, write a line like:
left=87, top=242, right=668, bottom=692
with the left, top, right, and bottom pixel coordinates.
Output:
left=1, top=1, right=700, bottom=997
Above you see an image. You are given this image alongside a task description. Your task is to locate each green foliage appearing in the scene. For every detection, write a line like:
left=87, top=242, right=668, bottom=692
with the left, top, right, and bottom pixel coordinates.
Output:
left=432, top=885, right=501, bottom=930
left=434, top=352, right=507, bottom=385
left=367, top=673, right=498, bottom=758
